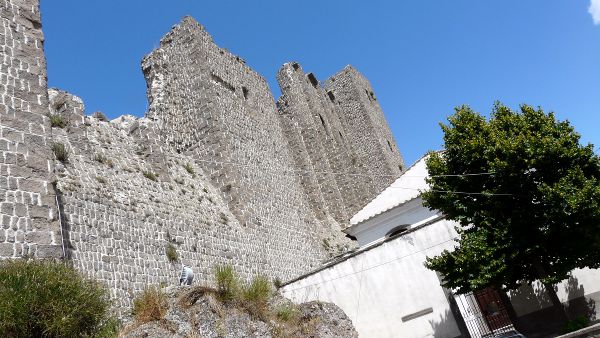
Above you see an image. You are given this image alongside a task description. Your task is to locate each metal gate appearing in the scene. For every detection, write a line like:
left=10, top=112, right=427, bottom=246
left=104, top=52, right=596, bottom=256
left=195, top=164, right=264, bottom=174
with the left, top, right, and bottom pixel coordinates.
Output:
left=455, top=288, right=515, bottom=337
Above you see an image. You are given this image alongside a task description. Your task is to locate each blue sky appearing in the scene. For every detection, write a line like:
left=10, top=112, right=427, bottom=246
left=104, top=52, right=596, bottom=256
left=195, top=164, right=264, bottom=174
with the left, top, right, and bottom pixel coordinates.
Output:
left=41, top=1, right=600, bottom=165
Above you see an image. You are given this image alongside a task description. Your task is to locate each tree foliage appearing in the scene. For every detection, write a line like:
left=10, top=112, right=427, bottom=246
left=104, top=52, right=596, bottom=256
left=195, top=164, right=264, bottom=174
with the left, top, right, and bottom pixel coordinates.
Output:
left=423, top=103, right=600, bottom=294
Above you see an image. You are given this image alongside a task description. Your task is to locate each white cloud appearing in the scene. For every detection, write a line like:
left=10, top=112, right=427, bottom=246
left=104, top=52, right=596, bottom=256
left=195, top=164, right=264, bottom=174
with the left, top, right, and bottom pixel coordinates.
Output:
left=590, top=0, right=600, bottom=25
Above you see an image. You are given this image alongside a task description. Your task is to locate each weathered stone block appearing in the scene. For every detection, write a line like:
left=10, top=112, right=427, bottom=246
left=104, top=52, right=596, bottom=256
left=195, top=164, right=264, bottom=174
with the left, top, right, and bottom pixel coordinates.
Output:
left=35, top=244, right=63, bottom=259
left=0, top=243, right=14, bottom=257
left=25, top=230, right=51, bottom=244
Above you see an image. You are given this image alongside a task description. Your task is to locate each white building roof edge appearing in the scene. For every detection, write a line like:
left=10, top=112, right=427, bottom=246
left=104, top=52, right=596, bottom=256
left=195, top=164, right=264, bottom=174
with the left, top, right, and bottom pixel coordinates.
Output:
left=349, top=154, right=431, bottom=226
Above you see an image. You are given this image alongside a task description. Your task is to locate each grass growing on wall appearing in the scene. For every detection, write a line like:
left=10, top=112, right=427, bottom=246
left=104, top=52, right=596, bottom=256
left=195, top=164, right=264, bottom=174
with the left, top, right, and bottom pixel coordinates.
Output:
left=166, top=243, right=178, bottom=262
left=52, top=142, right=68, bottom=163
left=143, top=171, right=158, bottom=182
left=0, top=259, right=118, bottom=338
left=48, top=114, right=67, bottom=128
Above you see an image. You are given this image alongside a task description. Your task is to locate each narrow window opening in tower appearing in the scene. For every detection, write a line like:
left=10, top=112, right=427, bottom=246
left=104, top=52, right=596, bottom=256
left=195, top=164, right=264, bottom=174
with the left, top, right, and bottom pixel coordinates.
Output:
left=387, top=140, right=393, bottom=152
left=242, top=87, right=249, bottom=100
left=327, top=91, right=335, bottom=102
left=319, top=114, right=326, bottom=128
left=292, top=63, right=300, bottom=71
left=365, top=89, right=372, bottom=101
left=307, top=73, right=319, bottom=88
left=370, top=91, right=377, bottom=101
left=338, top=131, right=343, bottom=140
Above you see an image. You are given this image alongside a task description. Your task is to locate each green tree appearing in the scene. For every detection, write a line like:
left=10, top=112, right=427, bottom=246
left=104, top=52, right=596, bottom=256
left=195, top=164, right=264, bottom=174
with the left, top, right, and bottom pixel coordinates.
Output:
left=423, top=103, right=600, bottom=317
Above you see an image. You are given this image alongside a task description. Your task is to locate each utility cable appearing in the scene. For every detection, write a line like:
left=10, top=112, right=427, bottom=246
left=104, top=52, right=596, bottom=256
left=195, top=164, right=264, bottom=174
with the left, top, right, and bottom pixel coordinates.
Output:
left=282, top=237, right=458, bottom=293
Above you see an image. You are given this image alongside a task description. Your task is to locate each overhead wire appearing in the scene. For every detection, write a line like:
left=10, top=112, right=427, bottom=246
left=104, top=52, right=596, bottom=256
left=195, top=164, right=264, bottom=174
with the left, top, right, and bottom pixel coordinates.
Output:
left=57, top=128, right=511, bottom=197
left=282, top=236, right=459, bottom=293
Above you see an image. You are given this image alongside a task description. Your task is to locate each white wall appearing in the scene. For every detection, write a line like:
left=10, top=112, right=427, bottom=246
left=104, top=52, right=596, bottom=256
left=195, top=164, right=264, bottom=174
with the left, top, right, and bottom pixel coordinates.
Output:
left=508, top=268, right=600, bottom=317
left=282, top=219, right=463, bottom=338
left=346, top=198, right=440, bottom=247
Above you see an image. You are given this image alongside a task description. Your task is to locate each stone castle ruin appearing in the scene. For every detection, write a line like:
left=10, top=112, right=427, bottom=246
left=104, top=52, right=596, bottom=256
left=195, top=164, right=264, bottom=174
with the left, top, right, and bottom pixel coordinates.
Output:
left=0, top=1, right=404, bottom=309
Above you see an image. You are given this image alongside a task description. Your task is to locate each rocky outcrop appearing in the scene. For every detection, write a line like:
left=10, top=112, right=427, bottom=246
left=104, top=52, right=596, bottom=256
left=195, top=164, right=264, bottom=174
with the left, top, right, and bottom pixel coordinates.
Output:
left=121, top=286, right=358, bottom=338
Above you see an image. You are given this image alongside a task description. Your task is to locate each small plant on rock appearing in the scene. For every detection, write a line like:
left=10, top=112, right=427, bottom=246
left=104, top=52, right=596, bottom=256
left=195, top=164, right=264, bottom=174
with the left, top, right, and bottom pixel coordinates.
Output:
left=143, top=171, right=158, bottom=182
left=94, top=153, right=114, bottom=167
left=276, top=304, right=299, bottom=322
left=132, top=286, right=169, bottom=324
left=242, top=275, right=272, bottom=319
left=52, top=142, right=68, bottom=163
left=183, top=163, right=196, bottom=176
left=214, top=265, right=240, bottom=303
left=166, top=243, right=178, bottom=263
left=48, top=114, right=67, bottom=128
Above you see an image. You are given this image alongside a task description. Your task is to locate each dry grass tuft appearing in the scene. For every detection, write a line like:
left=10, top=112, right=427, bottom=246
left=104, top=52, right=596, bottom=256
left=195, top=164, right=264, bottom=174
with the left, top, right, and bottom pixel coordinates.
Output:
left=132, top=286, right=169, bottom=324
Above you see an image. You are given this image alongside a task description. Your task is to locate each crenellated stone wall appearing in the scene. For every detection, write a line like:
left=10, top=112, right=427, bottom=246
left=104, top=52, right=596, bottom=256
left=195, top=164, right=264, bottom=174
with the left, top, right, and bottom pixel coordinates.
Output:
left=0, top=0, right=62, bottom=259
left=0, top=3, right=405, bottom=313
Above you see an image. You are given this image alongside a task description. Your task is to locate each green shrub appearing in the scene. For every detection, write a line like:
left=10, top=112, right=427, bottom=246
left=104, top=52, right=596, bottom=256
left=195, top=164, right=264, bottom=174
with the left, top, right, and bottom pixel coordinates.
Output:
left=214, top=265, right=240, bottom=303
left=49, top=114, right=67, bottom=128
left=0, top=259, right=118, bottom=338
left=562, top=315, right=590, bottom=333
left=166, top=243, right=178, bottom=263
left=52, top=142, right=68, bottom=163
left=143, top=171, right=158, bottom=182
left=132, top=286, right=169, bottom=324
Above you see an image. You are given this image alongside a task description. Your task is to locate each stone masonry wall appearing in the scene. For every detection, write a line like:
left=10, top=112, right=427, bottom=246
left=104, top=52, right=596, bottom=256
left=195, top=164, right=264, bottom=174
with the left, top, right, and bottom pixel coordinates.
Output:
left=141, top=18, right=344, bottom=274
left=48, top=91, right=299, bottom=310
left=278, top=63, right=405, bottom=223
left=324, top=66, right=405, bottom=195
left=277, top=63, right=361, bottom=224
left=0, top=2, right=405, bottom=314
left=0, top=0, right=62, bottom=259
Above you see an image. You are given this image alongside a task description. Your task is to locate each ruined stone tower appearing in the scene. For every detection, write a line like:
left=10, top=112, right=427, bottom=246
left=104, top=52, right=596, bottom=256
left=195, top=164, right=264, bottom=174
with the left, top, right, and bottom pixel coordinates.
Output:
left=277, top=63, right=404, bottom=225
left=0, top=2, right=405, bottom=311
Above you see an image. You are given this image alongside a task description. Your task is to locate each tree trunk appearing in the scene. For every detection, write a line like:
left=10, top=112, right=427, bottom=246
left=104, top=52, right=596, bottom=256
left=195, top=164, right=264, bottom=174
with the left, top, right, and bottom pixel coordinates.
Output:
left=534, top=263, right=569, bottom=322
left=542, top=281, right=570, bottom=320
